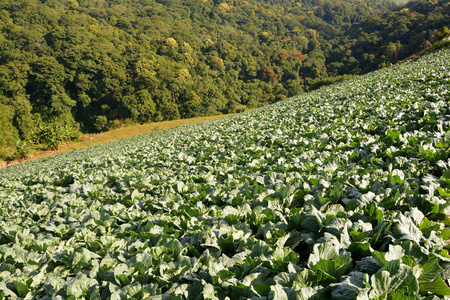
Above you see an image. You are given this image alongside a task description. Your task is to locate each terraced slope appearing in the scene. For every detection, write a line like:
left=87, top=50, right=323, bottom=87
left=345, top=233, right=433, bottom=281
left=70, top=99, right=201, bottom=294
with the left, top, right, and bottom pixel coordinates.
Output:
left=0, top=48, right=449, bottom=299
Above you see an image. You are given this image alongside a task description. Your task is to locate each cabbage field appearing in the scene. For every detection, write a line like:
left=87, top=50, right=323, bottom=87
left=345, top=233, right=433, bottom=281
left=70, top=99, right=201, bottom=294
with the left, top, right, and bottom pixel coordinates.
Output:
left=1, top=48, right=450, bottom=299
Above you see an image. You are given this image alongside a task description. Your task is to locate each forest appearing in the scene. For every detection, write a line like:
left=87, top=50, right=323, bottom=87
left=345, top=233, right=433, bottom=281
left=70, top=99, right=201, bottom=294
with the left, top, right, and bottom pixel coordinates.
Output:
left=0, top=0, right=449, bottom=160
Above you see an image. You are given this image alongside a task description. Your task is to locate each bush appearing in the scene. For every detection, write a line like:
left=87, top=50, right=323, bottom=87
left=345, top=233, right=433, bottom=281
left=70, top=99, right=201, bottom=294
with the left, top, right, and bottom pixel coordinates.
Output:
left=235, top=105, right=247, bottom=113
left=93, top=115, right=108, bottom=132
left=108, top=119, right=124, bottom=130
left=161, top=102, right=180, bottom=121
left=31, top=126, right=62, bottom=150
left=309, top=74, right=355, bottom=91
left=31, top=124, right=81, bottom=150
left=14, top=140, right=30, bottom=159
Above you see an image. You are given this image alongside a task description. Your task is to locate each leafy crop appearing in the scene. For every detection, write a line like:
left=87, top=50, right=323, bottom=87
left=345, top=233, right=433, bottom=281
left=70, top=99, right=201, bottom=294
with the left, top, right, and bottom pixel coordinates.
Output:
left=0, top=48, right=450, bottom=299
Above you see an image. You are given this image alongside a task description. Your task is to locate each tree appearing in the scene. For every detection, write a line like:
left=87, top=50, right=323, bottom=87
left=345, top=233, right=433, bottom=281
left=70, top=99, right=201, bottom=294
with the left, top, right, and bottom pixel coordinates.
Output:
left=28, top=56, right=67, bottom=104
left=93, top=115, right=108, bottom=132
left=51, top=93, right=76, bottom=116
left=122, top=90, right=156, bottom=123
left=0, top=103, right=19, bottom=160
left=180, top=91, right=203, bottom=118
left=260, top=66, right=278, bottom=81
left=160, top=101, right=180, bottom=121
left=0, top=61, right=30, bottom=98
left=385, top=41, right=401, bottom=63
left=11, top=94, right=34, bottom=140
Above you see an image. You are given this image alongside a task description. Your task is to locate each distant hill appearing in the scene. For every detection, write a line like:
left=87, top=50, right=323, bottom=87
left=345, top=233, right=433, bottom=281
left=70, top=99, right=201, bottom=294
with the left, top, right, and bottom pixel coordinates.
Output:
left=0, top=0, right=449, bottom=160
left=327, top=0, right=450, bottom=74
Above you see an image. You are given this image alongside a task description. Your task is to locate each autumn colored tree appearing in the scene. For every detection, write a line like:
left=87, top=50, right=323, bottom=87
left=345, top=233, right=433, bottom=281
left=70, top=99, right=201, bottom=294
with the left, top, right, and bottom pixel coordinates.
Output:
left=260, top=66, right=278, bottom=81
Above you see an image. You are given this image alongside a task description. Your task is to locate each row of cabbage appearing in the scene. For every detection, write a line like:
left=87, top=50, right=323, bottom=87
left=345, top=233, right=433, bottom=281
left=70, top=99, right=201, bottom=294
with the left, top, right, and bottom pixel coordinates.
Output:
left=0, top=47, right=450, bottom=299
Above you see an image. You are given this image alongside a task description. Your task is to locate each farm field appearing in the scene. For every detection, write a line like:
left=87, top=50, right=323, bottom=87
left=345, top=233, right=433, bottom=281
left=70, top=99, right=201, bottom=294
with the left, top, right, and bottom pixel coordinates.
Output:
left=0, top=48, right=450, bottom=299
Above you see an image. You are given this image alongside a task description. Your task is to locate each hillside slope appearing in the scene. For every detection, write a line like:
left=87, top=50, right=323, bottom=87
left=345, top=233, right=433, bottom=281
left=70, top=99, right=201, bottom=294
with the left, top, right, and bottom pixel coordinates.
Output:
left=0, top=47, right=449, bottom=298
left=1, top=0, right=449, bottom=161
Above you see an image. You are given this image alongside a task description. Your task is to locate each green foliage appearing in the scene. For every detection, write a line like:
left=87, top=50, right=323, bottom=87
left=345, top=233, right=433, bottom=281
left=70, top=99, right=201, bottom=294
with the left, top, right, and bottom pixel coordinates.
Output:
left=161, top=101, right=180, bottom=121
left=124, top=90, right=156, bottom=124
left=31, top=120, right=81, bottom=150
left=11, top=95, right=34, bottom=140
left=0, top=103, right=19, bottom=160
left=180, top=91, right=203, bottom=118
left=328, top=0, right=450, bottom=74
left=93, top=115, right=108, bottom=132
left=309, top=74, right=356, bottom=91
left=50, top=93, right=76, bottom=116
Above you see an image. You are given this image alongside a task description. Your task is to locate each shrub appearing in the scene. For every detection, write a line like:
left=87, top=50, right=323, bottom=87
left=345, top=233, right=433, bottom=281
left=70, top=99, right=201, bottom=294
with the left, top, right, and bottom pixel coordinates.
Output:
left=93, top=115, right=108, bottom=132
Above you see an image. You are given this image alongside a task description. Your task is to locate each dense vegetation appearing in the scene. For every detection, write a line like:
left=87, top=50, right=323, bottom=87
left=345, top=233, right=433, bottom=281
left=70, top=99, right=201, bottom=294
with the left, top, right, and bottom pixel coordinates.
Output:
left=0, top=0, right=449, bottom=159
left=0, top=46, right=449, bottom=299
